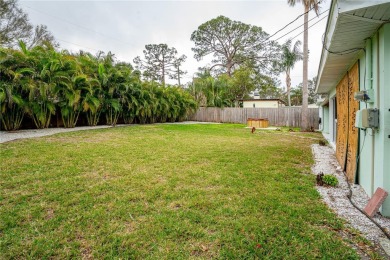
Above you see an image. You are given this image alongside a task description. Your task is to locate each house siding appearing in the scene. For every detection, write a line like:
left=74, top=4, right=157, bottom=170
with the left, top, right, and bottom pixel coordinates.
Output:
left=357, top=44, right=372, bottom=196
left=358, top=24, right=390, bottom=216
left=321, top=23, right=390, bottom=216
left=376, top=24, right=390, bottom=216
left=323, top=106, right=329, bottom=134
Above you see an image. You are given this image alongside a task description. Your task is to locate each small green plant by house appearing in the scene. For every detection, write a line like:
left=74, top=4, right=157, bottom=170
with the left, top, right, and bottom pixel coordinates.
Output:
left=322, top=174, right=339, bottom=187
left=319, top=139, right=327, bottom=146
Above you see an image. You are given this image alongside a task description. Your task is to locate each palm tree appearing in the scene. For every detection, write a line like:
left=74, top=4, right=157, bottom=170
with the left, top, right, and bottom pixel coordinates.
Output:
left=83, top=89, right=102, bottom=126
left=59, top=74, right=100, bottom=128
left=174, top=87, right=198, bottom=121
left=165, top=87, right=181, bottom=122
left=76, top=52, right=103, bottom=126
left=0, top=83, right=25, bottom=131
left=0, top=47, right=31, bottom=130
left=123, top=81, right=141, bottom=124
left=281, top=39, right=303, bottom=107
left=121, top=70, right=142, bottom=124
left=153, top=85, right=169, bottom=123
left=290, top=85, right=303, bottom=106
left=288, top=0, right=320, bottom=130
left=98, top=63, right=120, bottom=126
left=1, top=41, right=199, bottom=129
left=23, top=43, right=62, bottom=129
left=136, top=87, right=153, bottom=124
left=188, top=78, right=207, bottom=107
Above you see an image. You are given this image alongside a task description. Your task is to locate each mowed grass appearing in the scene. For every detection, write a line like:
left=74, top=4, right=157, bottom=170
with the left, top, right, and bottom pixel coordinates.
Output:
left=0, top=124, right=361, bottom=259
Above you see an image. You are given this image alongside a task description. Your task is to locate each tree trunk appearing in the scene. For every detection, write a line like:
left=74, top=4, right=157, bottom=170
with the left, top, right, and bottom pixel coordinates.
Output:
left=286, top=68, right=291, bottom=107
left=226, top=60, right=232, bottom=77
left=177, top=66, right=181, bottom=86
left=162, top=56, right=165, bottom=86
left=301, top=4, right=309, bottom=131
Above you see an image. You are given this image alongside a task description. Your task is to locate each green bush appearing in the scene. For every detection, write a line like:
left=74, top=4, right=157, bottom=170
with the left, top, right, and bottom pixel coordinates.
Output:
left=319, top=139, right=327, bottom=146
left=322, top=174, right=339, bottom=187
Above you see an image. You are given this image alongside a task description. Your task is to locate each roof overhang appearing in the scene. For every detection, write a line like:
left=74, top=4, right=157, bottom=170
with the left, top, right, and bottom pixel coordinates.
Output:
left=316, top=0, right=390, bottom=94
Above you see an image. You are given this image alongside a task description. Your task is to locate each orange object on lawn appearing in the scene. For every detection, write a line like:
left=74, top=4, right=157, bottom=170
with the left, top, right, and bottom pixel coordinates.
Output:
left=247, top=118, right=269, bottom=128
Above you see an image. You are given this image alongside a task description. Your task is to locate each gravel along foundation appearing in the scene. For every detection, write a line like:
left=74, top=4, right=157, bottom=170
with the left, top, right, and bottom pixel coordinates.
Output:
left=311, top=144, right=390, bottom=257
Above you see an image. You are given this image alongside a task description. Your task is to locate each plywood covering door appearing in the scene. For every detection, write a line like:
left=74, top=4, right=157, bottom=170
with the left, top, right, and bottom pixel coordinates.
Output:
left=336, top=74, right=349, bottom=170
left=335, top=61, right=359, bottom=183
left=346, top=63, right=359, bottom=182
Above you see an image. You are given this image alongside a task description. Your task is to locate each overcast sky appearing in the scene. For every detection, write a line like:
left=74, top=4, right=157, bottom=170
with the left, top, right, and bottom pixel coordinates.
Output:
left=19, top=0, right=331, bottom=88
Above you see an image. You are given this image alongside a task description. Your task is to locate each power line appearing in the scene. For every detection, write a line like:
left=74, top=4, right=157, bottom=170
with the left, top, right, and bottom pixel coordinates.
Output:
left=272, top=9, right=329, bottom=42
left=24, top=2, right=328, bottom=54
left=24, top=2, right=330, bottom=74
left=56, top=38, right=100, bottom=52
left=264, top=0, right=325, bottom=42
left=288, top=15, right=328, bottom=41
left=23, top=5, right=134, bottom=47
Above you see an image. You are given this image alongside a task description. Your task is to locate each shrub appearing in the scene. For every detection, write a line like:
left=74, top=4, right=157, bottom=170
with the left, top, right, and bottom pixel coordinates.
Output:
left=319, top=139, right=327, bottom=146
left=322, top=174, right=339, bottom=187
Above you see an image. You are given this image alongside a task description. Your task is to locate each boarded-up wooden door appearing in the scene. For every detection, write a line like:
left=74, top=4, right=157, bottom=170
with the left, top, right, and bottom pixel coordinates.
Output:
left=336, top=61, right=359, bottom=183
left=346, top=63, right=359, bottom=182
left=336, top=74, right=349, bottom=170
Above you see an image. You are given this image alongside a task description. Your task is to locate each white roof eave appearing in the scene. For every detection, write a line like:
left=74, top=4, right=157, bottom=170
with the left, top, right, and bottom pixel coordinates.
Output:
left=315, top=0, right=390, bottom=94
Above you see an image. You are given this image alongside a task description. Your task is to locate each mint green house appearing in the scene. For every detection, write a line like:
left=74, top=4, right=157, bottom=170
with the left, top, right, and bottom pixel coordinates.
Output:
left=316, top=0, right=390, bottom=217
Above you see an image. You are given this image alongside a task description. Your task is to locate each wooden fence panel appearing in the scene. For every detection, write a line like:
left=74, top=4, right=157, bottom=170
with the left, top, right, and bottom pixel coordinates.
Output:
left=190, top=107, right=319, bottom=128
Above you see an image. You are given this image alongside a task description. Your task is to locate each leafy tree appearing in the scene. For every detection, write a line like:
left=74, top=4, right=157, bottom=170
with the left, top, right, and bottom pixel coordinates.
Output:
left=295, top=76, right=318, bottom=105
left=0, top=0, right=31, bottom=47
left=281, top=39, right=303, bottom=106
left=188, top=74, right=233, bottom=108
left=229, top=67, right=256, bottom=105
left=0, top=0, right=57, bottom=48
left=187, top=81, right=207, bottom=107
left=255, top=75, right=283, bottom=100
left=170, top=54, right=187, bottom=86
left=28, top=24, right=58, bottom=49
left=134, top=44, right=185, bottom=85
left=292, top=77, right=318, bottom=106
left=288, top=0, right=320, bottom=130
left=290, top=85, right=302, bottom=106
left=308, top=76, right=318, bottom=104
left=190, top=15, right=279, bottom=77
left=167, top=86, right=197, bottom=122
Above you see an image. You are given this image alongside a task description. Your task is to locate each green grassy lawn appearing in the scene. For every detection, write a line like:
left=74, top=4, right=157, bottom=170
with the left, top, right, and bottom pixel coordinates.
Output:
left=0, top=124, right=372, bottom=258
